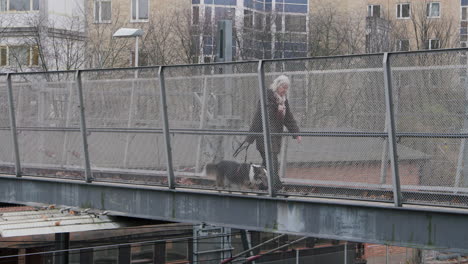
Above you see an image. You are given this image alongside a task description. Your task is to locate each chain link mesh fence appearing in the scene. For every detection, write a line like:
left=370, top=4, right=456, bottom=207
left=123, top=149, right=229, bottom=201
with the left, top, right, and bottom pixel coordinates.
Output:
left=263, top=55, right=391, bottom=199
left=2, top=50, right=468, bottom=207
left=163, top=62, right=267, bottom=193
left=80, top=68, right=168, bottom=186
left=9, top=72, right=83, bottom=179
left=390, top=50, right=468, bottom=206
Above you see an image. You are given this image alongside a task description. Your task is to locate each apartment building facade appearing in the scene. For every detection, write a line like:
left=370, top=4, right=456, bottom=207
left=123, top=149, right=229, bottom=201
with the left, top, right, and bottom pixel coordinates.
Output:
left=0, top=0, right=464, bottom=70
left=190, top=0, right=462, bottom=62
left=360, top=0, right=460, bottom=52
left=0, top=0, right=86, bottom=72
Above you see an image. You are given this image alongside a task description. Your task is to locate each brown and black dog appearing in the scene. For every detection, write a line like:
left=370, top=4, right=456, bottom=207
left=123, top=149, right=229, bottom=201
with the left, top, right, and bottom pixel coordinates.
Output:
left=205, top=160, right=268, bottom=190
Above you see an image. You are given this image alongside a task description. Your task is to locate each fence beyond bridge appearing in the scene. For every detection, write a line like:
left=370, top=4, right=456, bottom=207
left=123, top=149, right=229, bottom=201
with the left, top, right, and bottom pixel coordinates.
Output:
left=1, top=49, right=468, bottom=209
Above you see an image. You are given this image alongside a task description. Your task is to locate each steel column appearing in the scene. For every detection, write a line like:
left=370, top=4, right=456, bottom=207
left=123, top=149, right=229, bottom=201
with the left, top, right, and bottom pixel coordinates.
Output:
left=79, top=249, right=93, bottom=264
left=75, top=70, right=93, bottom=182
left=54, top=233, right=69, bottom=264
left=118, top=245, right=131, bottom=264
left=382, top=53, right=402, bottom=207
left=6, top=74, right=21, bottom=177
left=158, top=66, right=175, bottom=189
left=258, top=60, right=276, bottom=197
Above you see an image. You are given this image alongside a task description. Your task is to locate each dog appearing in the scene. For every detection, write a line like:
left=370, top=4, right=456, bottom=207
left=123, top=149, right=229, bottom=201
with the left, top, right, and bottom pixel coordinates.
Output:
left=205, top=160, right=268, bottom=190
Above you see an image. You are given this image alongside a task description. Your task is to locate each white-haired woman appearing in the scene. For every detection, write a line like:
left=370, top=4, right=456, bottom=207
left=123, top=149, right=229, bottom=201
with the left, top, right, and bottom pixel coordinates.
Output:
left=245, top=75, right=301, bottom=189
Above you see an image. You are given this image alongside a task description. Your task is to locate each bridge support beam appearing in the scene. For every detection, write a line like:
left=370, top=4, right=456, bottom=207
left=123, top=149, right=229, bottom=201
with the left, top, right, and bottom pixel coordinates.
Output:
left=1, top=175, right=468, bottom=253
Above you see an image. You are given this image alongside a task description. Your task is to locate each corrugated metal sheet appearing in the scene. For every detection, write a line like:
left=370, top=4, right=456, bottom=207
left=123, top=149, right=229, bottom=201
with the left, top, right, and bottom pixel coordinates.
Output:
left=0, top=208, right=132, bottom=237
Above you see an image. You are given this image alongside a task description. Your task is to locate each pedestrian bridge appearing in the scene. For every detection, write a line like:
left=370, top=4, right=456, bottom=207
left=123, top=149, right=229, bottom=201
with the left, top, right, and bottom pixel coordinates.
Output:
left=2, top=49, right=468, bottom=252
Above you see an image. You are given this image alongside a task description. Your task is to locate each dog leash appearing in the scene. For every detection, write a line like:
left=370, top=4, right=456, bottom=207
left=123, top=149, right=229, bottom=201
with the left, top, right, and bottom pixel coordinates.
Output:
left=233, top=140, right=250, bottom=163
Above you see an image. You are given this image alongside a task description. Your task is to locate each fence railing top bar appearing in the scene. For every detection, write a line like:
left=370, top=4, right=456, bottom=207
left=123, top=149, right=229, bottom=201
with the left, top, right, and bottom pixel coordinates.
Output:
left=387, top=47, right=468, bottom=56
left=262, top=48, right=468, bottom=63
left=161, top=59, right=261, bottom=69
left=1, top=48, right=466, bottom=77
left=262, top=52, right=385, bottom=63
left=6, top=70, right=76, bottom=76
left=79, top=65, right=161, bottom=73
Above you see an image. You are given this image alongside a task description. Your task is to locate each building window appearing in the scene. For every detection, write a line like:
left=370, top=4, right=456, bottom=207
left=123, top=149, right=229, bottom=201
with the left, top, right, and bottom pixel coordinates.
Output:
left=244, top=9, right=253, bottom=28
left=0, top=0, right=39, bottom=12
left=284, top=15, right=306, bottom=32
left=1, top=46, right=39, bottom=67
left=131, top=0, right=148, bottom=21
left=0, top=47, right=6, bottom=66
left=397, top=39, right=409, bottom=51
left=192, top=6, right=199, bottom=25
left=462, top=7, right=468, bottom=21
left=254, top=12, right=264, bottom=31
left=396, top=3, right=410, bottom=19
left=426, top=39, right=440, bottom=49
left=94, top=0, right=111, bottom=23
left=275, top=15, right=282, bottom=31
left=367, top=5, right=381, bottom=18
left=0, top=0, right=6, bottom=11
left=426, top=2, right=440, bottom=18
left=214, top=7, right=235, bottom=21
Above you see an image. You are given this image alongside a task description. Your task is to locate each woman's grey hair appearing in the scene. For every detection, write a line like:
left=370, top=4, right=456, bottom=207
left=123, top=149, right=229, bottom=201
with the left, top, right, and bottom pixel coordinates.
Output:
left=270, top=75, right=290, bottom=93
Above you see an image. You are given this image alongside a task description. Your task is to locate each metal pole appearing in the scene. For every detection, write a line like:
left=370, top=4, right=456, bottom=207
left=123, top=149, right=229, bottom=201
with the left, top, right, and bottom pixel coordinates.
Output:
left=158, top=66, right=175, bottom=189
left=279, top=137, right=288, bottom=180
left=455, top=74, right=468, bottom=190
left=6, top=73, right=21, bottom=177
left=379, top=118, right=389, bottom=184
left=195, top=77, right=208, bottom=172
left=386, top=245, right=389, bottom=264
left=221, top=234, right=287, bottom=264
left=245, top=237, right=308, bottom=263
left=383, top=52, right=402, bottom=207
left=61, top=82, right=74, bottom=167
left=75, top=70, right=93, bottom=183
left=380, top=81, right=400, bottom=185
left=54, top=233, right=69, bottom=264
left=258, top=60, right=276, bottom=197
left=123, top=35, right=140, bottom=167
left=123, top=80, right=136, bottom=168
left=38, top=86, right=45, bottom=165
left=135, top=36, right=139, bottom=68
left=344, top=242, right=348, bottom=264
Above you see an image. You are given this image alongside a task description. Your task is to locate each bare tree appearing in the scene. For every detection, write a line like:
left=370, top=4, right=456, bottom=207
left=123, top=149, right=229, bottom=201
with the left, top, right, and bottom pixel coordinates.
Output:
left=409, top=0, right=456, bottom=50
left=172, top=8, right=208, bottom=64
left=307, top=3, right=366, bottom=57
left=85, top=3, right=132, bottom=69
left=140, top=15, right=176, bottom=65
left=22, top=14, right=86, bottom=72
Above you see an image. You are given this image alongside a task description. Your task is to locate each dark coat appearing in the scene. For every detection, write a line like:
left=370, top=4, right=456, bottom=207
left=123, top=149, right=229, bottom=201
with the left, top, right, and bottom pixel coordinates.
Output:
left=246, top=89, right=300, bottom=153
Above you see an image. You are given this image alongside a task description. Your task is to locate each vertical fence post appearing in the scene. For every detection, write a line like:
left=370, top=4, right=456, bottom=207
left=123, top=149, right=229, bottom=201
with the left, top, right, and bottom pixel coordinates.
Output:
left=383, top=53, right=402, bottom=207
left=158, top=66, right=175, bottom=189
left=258, top=60, right=276, bottom=197
left=6, top=73, right=21, bottom=177
left=75, top=70, right=93, bottom=183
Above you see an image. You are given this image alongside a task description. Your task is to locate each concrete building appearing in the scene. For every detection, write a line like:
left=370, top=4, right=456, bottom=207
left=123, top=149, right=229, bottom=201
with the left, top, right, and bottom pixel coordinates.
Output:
left=191, top=0, right=309, bottom=62
left=0, top=0, right=86, bottom=72
left=359, top=0, right=459, bottom=52
left=190, top=0, right=461, bottom=62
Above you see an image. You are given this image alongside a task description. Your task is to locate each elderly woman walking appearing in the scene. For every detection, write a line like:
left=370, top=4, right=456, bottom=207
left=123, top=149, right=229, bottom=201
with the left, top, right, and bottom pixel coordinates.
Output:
left=245, top=75, right=301, bottom=189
